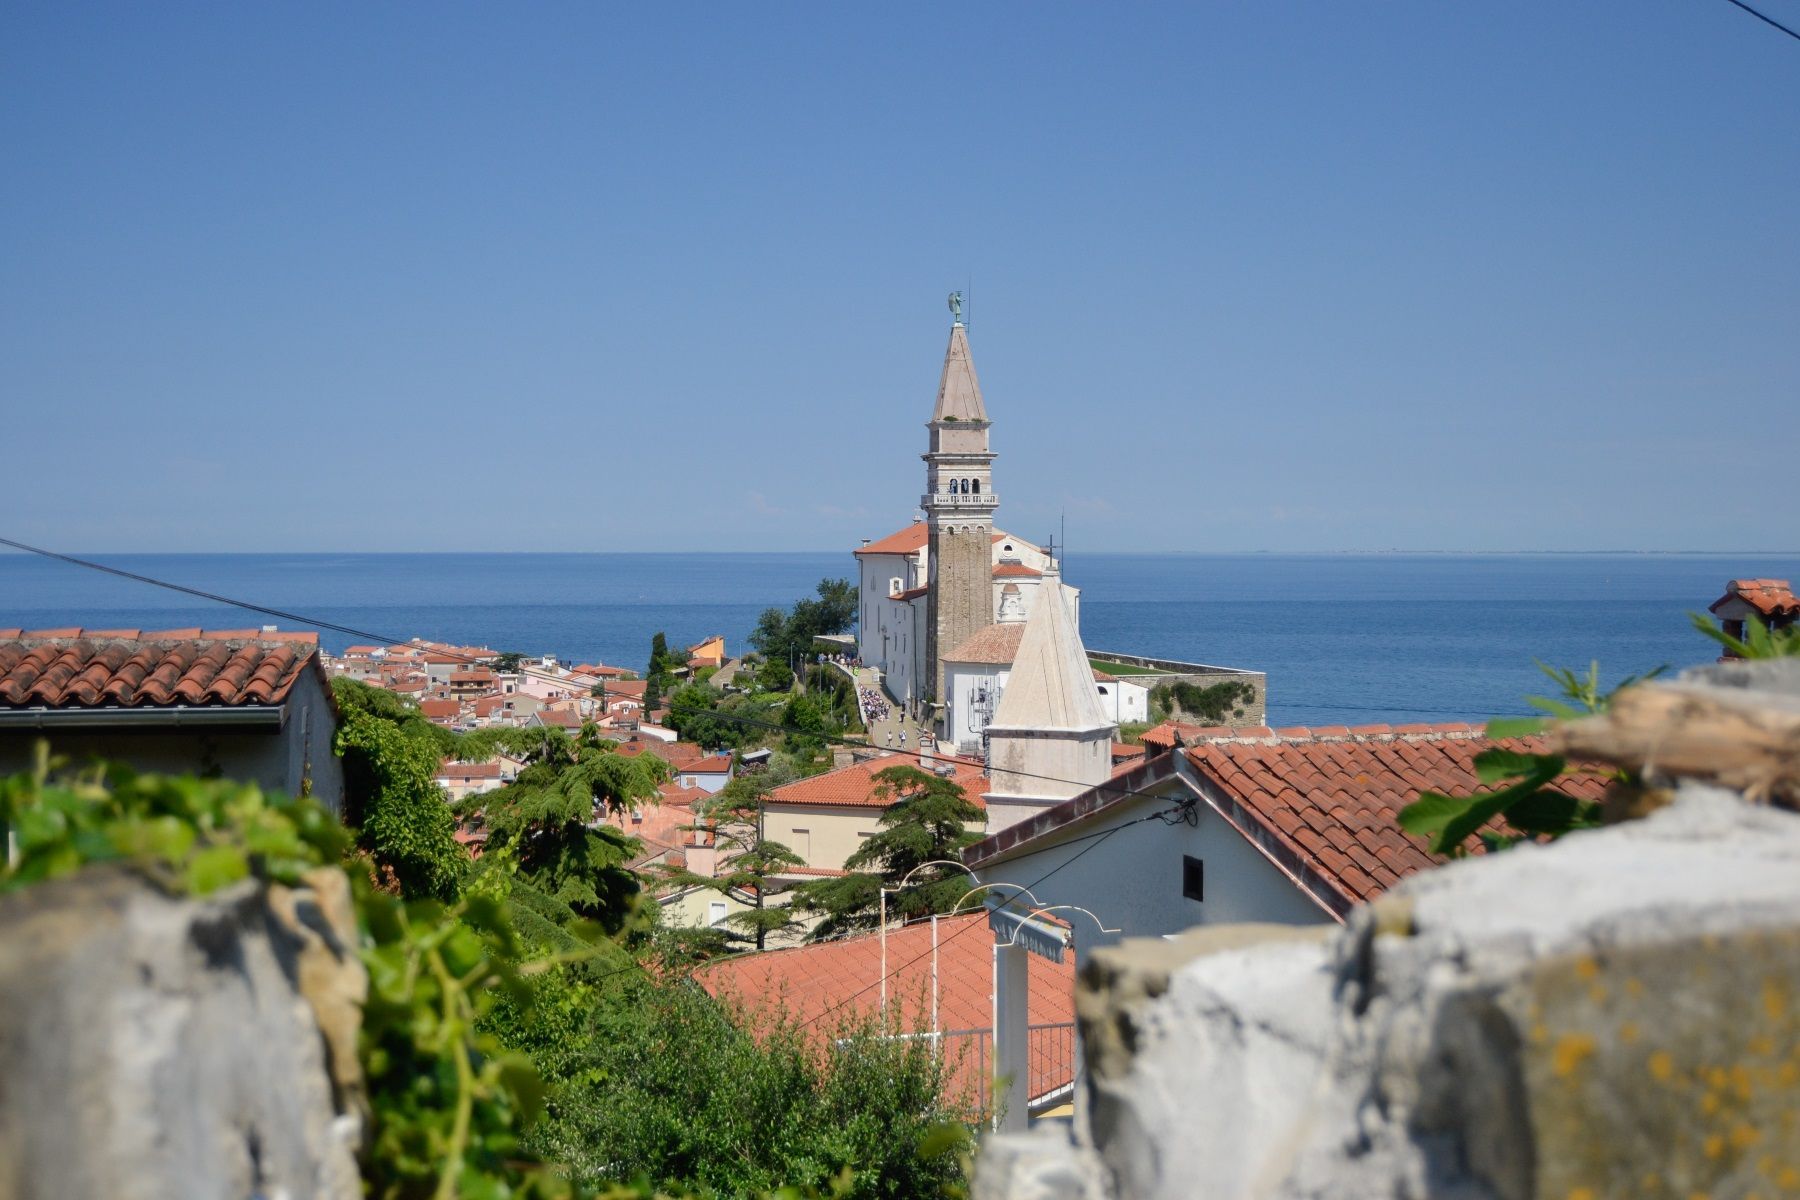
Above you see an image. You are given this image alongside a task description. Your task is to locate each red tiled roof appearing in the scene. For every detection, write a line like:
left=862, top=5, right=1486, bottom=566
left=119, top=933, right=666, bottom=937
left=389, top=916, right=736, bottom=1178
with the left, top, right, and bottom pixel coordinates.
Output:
left=768, top=753, right=988, bottom=811
left=944, top=623, right=1025, bottom=665
left=532, top=710, right=583, bottom=728
left=604, top=679, right=648, bottom=697
left=680, top=754, right=733, bottom=775
left=657, top=783, right=712, bottom=806
left=992, top=563, right=1042, bottom=578
left=0, top=629, right=323, bottom=709
left=891, top=585, right=929, bottom=601
left=1710, top=578, right=1798, bottom=619
left=614, top=737, right=709, bottom=770
left=1181, top=725, right=1608, bottom=916
left=695, top=911, right=1074, bottom=1101
left=1138, top=719, right=1279, bottom=751
left=420, top=699, right=461, bottom=719
left=855, top=522, right=929, bottom=556
left=971, top=726, right=1608, bottom=921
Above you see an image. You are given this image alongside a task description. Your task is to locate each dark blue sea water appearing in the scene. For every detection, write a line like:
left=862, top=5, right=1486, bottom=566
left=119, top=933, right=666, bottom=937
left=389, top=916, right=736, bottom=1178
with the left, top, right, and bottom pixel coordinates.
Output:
left=2, top=551, right=1794, bottom=725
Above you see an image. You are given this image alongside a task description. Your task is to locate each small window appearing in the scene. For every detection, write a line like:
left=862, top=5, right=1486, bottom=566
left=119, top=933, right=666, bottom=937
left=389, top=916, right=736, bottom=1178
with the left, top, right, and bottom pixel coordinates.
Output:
left=1183, top=856, right=1204, bottom=902
left=708, top=901, right=727, bottom=927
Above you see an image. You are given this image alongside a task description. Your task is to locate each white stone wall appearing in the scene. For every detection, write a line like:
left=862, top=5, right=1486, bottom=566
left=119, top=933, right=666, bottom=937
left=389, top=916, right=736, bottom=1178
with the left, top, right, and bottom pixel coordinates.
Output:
left=978, top=773, right=1334, bottom=944
left=1093, top=676, right=1149, bottom=725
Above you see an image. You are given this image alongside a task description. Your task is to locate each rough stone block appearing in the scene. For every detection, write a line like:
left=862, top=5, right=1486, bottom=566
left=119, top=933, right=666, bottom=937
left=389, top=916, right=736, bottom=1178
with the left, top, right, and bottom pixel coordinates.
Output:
left=0, top=866, right=363, bottom=1200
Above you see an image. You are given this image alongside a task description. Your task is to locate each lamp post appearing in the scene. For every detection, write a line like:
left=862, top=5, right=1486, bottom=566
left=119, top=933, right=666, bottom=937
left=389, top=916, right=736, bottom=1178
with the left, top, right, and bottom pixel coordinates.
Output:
left=879, top=859, right=979, bottom=1024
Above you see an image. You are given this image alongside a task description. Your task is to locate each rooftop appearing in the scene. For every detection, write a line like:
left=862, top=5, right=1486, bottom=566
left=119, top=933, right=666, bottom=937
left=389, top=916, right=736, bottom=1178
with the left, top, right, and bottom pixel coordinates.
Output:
left=0, top=628, right=323, bottom=710
left=696, top=911, right=1072, bottom=1101
left=1711, top=578, right=1798, bottom=619
left=768, top=752, right=988, bottom=810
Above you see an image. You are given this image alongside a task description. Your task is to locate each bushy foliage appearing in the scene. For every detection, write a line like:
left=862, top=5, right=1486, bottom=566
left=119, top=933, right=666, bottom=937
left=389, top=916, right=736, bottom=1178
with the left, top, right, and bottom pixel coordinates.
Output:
left=1399, top=660, right=1657, bottom=856
left=658, top=774, right=804, bottom=951
left=3, top=746, right=976, bottom=1200
left=0, top=744, right=346, bottom=896
left=665, top=682, right=743, bottom=750
left=1149, top=679, right=1256, bottom=724
left=748, top=579, right=857, bottom=669
left=466, top=725, right=667, bottom=933
left=1690, top=611, right=1800, bottom=658
left=331, top=678, right=466, bottom=900
left=515, top=975, right=972, bottom=1200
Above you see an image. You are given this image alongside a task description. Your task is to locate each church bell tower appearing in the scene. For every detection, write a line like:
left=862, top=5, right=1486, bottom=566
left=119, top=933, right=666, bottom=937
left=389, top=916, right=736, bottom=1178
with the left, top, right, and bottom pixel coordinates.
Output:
left=923, top=292, right=998, bottom=718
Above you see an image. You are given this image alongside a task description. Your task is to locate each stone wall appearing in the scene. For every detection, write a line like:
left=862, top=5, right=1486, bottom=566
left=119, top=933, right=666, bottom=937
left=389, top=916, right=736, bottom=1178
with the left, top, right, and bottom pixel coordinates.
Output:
left=975, top=662, right=1800, bottom=1200
left=0, top=865, right=365, bottom=1200
left=929, top=520, right=996, bottom=703
left=1087, top=651, right=1268, bottom=725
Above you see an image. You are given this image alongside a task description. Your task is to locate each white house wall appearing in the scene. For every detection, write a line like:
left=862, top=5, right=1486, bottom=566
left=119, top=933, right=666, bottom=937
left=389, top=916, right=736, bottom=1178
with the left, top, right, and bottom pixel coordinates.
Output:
left=977, top=781, right=1333, bottom=971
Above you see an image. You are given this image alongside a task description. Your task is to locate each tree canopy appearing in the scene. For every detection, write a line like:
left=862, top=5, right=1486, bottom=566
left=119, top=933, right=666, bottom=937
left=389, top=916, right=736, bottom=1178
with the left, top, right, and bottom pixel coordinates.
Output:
left=657, top=773, right=803, bottom=951
left=793, top=764, right=985, bottom=939
left=749, top=577, right=858, bottom=668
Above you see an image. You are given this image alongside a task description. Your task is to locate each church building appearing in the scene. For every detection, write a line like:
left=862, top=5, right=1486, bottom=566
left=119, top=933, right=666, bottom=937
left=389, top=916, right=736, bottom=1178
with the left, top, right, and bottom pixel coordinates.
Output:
left=854, top=298, right=1116, bottom=831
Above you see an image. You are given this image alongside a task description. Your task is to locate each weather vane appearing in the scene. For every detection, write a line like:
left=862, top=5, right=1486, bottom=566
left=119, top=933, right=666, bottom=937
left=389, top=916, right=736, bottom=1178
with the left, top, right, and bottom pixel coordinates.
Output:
left=947, top=290, right=964, bottom=325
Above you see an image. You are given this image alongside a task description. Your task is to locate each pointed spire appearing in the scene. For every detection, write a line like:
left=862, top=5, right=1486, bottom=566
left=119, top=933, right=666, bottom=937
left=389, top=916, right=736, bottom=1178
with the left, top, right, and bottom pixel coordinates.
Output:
left=932, top=323, right=988, bottom=423
left=988, top=572, right=1112, bottom=732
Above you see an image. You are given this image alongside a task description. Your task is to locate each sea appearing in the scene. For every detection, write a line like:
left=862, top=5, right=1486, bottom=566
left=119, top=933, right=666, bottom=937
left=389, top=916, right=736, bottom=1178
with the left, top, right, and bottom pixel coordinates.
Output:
left=2, top=551, right=1794, bottom=726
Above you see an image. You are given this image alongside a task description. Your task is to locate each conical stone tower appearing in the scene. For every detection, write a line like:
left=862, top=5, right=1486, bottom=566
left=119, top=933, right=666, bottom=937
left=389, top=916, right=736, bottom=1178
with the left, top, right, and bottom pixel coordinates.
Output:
left=982, top=566, right=1116, bottom=832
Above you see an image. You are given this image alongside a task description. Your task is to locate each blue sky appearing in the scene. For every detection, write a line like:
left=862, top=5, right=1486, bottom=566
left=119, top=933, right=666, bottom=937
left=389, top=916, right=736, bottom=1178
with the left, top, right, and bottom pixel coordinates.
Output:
left=4, top=2, right=1796, bottom=554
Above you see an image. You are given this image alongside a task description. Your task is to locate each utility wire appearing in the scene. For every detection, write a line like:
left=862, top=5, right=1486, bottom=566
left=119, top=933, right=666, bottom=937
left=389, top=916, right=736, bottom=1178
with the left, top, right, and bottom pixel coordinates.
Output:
left=1719, top=0, right=1800, bottom=43
left=0, top=535, right=1290, bottom=1031
left=2, top=533, right=1339, bottom=805
left=794, top=798, right=1195, bottom=1032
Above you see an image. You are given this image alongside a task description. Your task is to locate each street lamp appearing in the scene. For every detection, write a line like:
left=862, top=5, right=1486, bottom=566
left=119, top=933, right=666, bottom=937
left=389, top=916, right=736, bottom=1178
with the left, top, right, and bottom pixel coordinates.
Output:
left=879, top=859, right=980, bottom=1023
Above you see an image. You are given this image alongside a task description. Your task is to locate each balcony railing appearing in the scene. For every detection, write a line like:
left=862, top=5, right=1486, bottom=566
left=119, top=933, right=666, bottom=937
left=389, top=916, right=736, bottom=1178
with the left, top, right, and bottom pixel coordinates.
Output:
left=921, top=492, right=1000, bottom=510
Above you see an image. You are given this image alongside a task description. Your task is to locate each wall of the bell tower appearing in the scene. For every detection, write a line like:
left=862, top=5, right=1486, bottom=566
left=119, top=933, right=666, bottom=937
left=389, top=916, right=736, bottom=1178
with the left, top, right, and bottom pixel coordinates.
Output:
left=926, top=516, right=994, bottom=704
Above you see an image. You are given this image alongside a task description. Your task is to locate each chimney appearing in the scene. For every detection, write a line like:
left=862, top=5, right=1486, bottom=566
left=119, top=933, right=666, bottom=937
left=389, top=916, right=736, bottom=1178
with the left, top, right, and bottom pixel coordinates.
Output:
left=832, top=746, right=855, bottom=770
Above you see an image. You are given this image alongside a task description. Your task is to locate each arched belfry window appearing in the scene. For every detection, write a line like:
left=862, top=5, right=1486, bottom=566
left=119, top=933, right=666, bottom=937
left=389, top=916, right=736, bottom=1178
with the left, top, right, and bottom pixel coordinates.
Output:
left=971, top=478, right=981, bottom=494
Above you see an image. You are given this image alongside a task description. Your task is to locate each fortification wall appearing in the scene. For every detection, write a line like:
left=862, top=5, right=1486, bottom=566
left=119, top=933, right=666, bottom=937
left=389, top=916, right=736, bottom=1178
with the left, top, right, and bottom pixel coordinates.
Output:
left=1087, top=650, right=1268, bottom=724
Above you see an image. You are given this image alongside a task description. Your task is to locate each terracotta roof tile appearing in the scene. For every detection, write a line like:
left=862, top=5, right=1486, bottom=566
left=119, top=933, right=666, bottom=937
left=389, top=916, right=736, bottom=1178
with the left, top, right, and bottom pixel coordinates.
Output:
left=0, top=629, right=321, bottom=710
left=696, top=912, right=1073, bottom=1102
left=855, top=522, right=929, bottom=557
left=769, top=753, right=988, bottom=811
left=1182, top=723, right=1608, bottom=915
left=1710, top=578, right=1799, bottom=619
left=945, top=623, right=1026, bottom=665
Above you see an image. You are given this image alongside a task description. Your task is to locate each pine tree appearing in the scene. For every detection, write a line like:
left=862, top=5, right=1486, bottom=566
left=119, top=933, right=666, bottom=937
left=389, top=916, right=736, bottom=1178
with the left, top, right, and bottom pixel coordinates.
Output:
left=791, top=764, right=985, bottom=940
left=658, top=773, right=804, bottom=951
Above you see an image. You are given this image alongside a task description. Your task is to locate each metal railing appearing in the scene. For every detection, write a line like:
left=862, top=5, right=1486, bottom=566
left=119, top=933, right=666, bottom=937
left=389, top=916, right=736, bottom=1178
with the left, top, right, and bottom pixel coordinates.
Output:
left=939, top=1022, right=1076, bottom=1114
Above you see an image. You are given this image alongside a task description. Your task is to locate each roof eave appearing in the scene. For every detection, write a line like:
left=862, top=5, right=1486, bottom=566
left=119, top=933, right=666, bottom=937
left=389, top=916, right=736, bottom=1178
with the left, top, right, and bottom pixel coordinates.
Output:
left=0, top=705, right=288, bottom=731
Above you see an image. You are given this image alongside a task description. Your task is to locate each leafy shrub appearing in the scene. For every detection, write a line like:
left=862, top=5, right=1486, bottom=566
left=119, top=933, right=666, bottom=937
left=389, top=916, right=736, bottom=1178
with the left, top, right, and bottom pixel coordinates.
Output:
left=1149, top=679, right=1256, bottom=724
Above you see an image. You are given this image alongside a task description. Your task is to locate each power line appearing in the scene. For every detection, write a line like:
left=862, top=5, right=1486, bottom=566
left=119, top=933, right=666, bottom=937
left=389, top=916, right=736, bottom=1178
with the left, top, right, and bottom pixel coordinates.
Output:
left=1718, top=0, right=1800, bottom=44
left=794, top=799, right=1192, bottom=1032
left=0, top=534, right=1293, bottom=1042
left=1, top=533, right=1288, bottom=805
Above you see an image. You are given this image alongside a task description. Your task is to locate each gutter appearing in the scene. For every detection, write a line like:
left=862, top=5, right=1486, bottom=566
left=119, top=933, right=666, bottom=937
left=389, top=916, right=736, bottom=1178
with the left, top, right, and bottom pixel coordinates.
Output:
left=0, top=706, right=288, bottom=732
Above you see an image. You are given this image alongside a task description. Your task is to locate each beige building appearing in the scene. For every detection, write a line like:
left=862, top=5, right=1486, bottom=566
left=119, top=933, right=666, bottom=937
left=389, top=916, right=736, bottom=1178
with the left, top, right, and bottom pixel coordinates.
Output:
left=761, top=752, right=989, bottom=879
